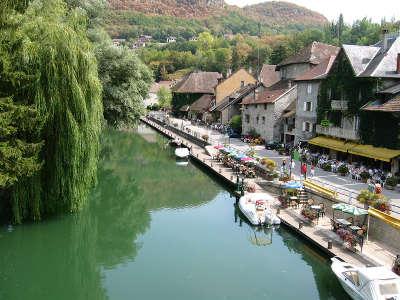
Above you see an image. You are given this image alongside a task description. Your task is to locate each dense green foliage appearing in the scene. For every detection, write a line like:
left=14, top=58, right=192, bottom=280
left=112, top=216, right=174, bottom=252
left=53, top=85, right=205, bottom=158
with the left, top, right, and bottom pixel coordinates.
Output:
left=0, top=0, right=103, bottom=223
left=139, top=16, right=399, bottom=80
left=90, top=29, right=152, bottom=128
left=229, top=115, right=242, bottom=133
left=157, top=87, right=172, bottom=109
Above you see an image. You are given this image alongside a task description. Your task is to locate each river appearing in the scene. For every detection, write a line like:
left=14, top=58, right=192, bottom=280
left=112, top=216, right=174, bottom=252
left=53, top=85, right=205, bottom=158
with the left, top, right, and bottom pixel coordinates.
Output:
left=0, top=125, right=349, bottom=300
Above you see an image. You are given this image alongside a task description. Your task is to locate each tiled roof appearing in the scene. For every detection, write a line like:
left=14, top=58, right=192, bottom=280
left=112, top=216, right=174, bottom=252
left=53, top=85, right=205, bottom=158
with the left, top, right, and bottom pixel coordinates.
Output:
left=277, top=42, right=339, bottom=69
left=241, top=89, right=288, bottom=105
left=259, top=64, right=280, bottom=87
left=343, top=33, right=400, bottom=78
left=211, top=84, right=257, bottom=112
left=362, top=96, right=400, bottom=112
left=378, top=83, right=400, bottom=94
left=295, top=55, right=337, bottom=81
left=189, top=94, right=213, bottom=112
left=173, top=71, right=222, bottom=94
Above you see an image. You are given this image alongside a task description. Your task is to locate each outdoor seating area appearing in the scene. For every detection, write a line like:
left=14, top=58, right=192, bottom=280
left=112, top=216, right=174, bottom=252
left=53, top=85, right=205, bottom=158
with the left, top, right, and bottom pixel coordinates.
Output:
left=330, top=203, right=369, bottom=252
left=214, top=146, right=257, bottom=178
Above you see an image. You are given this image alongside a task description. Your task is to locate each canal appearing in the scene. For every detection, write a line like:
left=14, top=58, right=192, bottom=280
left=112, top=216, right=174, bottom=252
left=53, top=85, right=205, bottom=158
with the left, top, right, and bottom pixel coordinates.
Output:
left=0, top=125, right=349, bottom=300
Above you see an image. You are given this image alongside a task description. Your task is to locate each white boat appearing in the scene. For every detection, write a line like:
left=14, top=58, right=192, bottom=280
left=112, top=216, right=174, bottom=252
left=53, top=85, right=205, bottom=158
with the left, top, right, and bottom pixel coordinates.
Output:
left=238, top=192, right=281, bottom=226
left=331, top=256, right=400, bottom=300
left=175, top=147, right=190, bottom=159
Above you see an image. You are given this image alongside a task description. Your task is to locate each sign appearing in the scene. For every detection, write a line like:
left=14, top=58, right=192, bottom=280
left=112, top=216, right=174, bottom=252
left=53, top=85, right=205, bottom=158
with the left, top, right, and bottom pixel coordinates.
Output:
left=321, top=119, right=330, bottom=127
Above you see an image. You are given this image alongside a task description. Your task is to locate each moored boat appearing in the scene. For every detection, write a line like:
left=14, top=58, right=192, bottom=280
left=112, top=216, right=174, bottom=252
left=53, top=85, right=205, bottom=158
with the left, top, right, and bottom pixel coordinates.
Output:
left=331, top=256, right=400, bottom=300
left=175, top=147, right=190, bottom=159
left=169, top=138, right=182, bottom=147
left=238, top=192, right=280, bottom=226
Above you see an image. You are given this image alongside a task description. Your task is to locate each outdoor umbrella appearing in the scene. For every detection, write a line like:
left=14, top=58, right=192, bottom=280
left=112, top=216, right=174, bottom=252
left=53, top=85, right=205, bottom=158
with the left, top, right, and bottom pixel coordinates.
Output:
left=213, top=145, right=224, bottom=149
left=283, top=181, right=303, bottom=189
left=241, top=157, right=252, bottom=162
left=342, top=205, right=368, bottom=216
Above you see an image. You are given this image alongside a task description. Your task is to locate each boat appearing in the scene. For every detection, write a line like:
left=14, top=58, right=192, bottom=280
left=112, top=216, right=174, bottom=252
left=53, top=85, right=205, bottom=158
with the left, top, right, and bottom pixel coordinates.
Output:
left=238, top=192, right=281, bottom=226
left=331, top=256, right=400, bottom=300
left=175, top=147, right=190, bottom=159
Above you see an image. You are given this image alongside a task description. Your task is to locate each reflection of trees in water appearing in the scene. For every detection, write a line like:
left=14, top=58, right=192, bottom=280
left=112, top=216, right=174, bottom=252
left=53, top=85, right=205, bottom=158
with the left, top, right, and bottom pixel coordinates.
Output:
left=0, top=127, right=220, bottom=299
left=278, top=228, right=350, bottom=300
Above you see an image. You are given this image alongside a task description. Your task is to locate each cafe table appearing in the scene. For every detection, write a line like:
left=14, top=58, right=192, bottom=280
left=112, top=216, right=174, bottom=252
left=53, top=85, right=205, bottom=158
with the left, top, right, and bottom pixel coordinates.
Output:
left=336, top=218, right=351, bottom=227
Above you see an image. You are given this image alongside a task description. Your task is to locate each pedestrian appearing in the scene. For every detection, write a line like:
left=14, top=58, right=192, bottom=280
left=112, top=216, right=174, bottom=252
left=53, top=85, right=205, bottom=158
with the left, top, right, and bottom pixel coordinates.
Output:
left=310, top=164, right=315, bottom=177
left=282, top=159, right=287, bottom=171
left=301, top=163, right=307, bottom=180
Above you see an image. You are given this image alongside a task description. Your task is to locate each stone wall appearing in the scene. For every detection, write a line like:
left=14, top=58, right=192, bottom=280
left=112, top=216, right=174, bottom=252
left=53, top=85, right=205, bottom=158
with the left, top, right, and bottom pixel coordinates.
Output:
left=281, top=63, right=311, bottom=80
left=294, top=81, right=319, bottom=144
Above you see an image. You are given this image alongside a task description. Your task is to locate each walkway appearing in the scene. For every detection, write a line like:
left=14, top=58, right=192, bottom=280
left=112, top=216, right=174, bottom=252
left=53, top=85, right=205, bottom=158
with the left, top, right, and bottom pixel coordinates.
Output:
left=169, top=117, right=400, bottom=216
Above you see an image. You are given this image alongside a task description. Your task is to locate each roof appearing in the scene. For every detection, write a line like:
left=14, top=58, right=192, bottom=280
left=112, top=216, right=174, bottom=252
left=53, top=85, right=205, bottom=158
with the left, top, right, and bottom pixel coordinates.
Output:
left=295, top=55, right=337, bottom=81
left=277, top=42, right=340, bottom=69
left=343, top=33, right=400, bottom=78
left=173, top=72, right=222, bottom=94
left=378, top=83, right=400, bottom=94
left=241, top=88, right=288, bottom=105
left=362, top=96, right=400, bottom=112
left=149, top=81, right=173, bottom=93
left=189, top=94, right=213, bottom=112
left=259, top=65, right=280, bottom=87
left=211, top=84, right=257, bottom=112
left=358, top=266, right=399, bottom=281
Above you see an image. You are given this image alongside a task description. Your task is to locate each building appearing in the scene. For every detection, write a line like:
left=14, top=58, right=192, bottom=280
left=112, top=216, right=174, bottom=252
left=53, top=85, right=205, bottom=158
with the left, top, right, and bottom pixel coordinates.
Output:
left=308, top=32, right=400, bottom=173
left=112, top=38, right=126, bottom=47
left=209, top=69, right=257, bottom=123
left=294, top=53, right=339, bottom=144
left=167, top=36, right=176, bottom=43
left=242, top=42, right=339, bottom=143
left=172, top=71, right=222, bottom=114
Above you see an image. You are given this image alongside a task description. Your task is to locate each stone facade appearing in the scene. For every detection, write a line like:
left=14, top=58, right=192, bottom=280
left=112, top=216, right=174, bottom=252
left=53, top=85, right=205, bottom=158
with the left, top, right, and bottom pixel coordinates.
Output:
left=294, top=81, right=320, bottom=144
left=280, top=63, right=311, bottom=80
left=242, top=86, right=297, bottom=142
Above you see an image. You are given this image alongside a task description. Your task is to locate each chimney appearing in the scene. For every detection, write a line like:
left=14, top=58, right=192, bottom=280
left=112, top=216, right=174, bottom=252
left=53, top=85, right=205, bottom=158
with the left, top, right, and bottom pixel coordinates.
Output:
left=397, top=53, right=400, bottom=74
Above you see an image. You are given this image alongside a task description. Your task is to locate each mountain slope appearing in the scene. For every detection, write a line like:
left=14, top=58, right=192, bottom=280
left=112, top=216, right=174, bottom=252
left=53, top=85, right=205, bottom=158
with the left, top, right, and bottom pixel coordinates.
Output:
left=105, top=0, right=328, bottom=39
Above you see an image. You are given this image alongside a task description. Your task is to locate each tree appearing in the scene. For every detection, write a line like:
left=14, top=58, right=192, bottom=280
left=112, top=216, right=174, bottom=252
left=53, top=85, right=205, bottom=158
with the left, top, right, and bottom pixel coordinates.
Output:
left=94, top=39, right=153, bottom=127
left=0, top=0, right=103, bottom=223
left=157, top=87, right=172, bottom=109
left=229, top=115, right=242, bottom=134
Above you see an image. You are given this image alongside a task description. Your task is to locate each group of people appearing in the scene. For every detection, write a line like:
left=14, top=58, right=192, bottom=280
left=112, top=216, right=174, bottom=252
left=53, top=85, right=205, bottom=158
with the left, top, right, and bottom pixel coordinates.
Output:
left=280, top=158, right=315, bottom=179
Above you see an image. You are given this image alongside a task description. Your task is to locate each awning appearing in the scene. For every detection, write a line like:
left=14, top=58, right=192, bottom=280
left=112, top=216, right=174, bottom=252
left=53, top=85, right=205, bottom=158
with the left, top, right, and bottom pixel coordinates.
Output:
left=348, top=144, right=400, bottom=162
left=308, top=136, right=355, bottom=153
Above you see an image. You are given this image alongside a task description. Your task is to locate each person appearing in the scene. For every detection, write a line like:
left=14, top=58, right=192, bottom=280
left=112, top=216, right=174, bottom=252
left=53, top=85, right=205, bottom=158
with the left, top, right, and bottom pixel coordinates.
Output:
left=282, top=159, right=287, bottom=172
left=301, top=163, right=307, bottom=180
left=367, top=178, right=375, bottom=193
left=310, top=164, right=315, bottom=177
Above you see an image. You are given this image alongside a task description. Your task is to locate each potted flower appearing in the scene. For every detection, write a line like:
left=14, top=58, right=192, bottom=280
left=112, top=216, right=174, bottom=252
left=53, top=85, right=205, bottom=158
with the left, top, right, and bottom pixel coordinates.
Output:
left=357, top=190, right=375, bottom=209
left=201, top=134, right=209, bottom=142
left=360, top=171, right=370, bottom=183
left=385, top=176, right=398, bottom=190
left=372, top=197, right=391, bottom=214
left=322, top=162, right=332, bottom=172
left=338, top=164, right=348, bottom=176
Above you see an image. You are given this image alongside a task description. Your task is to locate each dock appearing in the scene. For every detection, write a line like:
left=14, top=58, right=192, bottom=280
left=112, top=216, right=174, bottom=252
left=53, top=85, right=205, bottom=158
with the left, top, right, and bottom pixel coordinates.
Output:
left=141, top=117, right=396, bottom=268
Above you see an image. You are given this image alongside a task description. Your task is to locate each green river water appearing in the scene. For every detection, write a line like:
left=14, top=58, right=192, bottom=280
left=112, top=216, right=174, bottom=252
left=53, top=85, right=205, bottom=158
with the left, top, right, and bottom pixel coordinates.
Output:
left=0, top=125, right=350, bottom=300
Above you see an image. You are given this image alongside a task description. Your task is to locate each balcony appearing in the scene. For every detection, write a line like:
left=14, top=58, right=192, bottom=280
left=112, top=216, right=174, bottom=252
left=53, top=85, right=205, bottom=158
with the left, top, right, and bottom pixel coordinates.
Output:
left=316, top=125, right=359, bottom=141
left=331, top=100, right=348, bottom=110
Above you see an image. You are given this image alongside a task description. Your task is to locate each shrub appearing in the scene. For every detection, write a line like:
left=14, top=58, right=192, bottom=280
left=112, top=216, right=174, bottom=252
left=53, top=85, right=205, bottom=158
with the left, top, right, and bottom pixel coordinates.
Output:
left=229, top=115, right=242, bottom=134
left=201, top=134, right=209, bottom=142
left=385, top=176, right=398, bottom=187
left=322, top=162, right=331, bottom=172
left=338, top=164, right=348, bottom=175
left=360, top=171, right=370, bottom=181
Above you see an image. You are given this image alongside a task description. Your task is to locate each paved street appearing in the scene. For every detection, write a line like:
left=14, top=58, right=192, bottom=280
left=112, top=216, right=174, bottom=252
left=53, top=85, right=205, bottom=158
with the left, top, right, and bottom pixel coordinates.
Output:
left=169, top=117, right=400, bottom=215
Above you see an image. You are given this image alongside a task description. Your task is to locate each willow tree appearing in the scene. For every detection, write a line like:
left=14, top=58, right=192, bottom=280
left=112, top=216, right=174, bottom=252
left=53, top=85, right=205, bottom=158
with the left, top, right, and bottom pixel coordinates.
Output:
left=0, top=0, right=103, bottom=223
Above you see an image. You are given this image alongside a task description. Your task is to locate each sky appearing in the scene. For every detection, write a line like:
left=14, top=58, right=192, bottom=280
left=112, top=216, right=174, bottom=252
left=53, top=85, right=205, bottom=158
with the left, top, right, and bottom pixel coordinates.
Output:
left=224, top=0, right=400, bottom=23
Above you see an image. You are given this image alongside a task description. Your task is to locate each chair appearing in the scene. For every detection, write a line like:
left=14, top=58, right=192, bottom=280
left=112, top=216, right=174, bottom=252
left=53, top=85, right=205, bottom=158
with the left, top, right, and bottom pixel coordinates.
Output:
left=346, top=217, right=354, bottom=224
left=330, top=218, right=339, bottom=232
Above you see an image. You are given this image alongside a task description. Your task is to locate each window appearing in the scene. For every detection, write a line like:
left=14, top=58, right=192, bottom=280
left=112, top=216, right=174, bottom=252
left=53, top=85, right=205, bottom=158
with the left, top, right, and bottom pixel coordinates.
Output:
left=255, top=104, right=258, bottom=109
left=281, top=68, right=287, bottom=79
left=262, top=116, right=265, bottom=125
left=256, top=116, right=259, bottom=124
left=304, top=101, right=313, bottom=112
left=245, top=114, right=250, bottom=123
left=241, top=81, right=245, bottom=87
left=244, top=105, right=248, bottom=110
left=264, top=104, right=267, bottom=110
left=327, top=88, right=332, bottom=100
left=343, top=271, right=360, bottom=287
left=307, top=84, right=312, bottom=94
left=302, top=122, right=313, bottom=132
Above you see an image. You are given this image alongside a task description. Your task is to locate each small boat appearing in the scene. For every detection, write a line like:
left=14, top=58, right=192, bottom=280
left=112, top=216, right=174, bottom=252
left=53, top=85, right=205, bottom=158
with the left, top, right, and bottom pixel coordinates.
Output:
left=238, top=192, right=280, bottom=226
left=331, top=256, right=400, bottom=300
left=175, top=147, right=190, bottom=159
